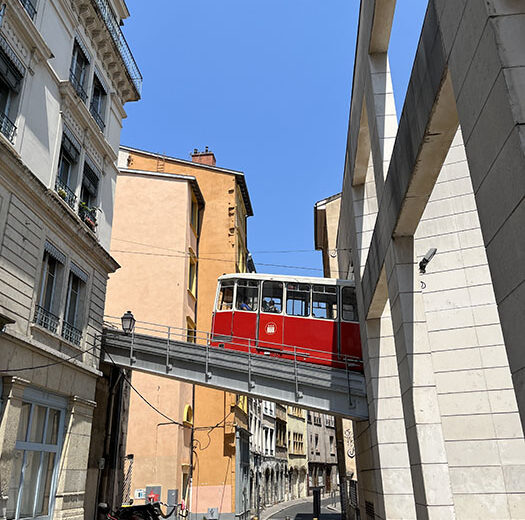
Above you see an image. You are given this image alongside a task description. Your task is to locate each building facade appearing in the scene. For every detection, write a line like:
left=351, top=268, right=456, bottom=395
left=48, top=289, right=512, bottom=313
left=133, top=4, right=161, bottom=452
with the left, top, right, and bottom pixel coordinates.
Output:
left=335, top=1, right=525, bottom=518
left=249, top=399, right=287, bottom=515
left=286, top=406, right=307, bottom=501
left=116, top=146, right=253, bottom=520
left=98, top=156, right=205, bottom=509
left=0, top=0, right=140, bottom=518
left=306, top=412, right=337, bottom=495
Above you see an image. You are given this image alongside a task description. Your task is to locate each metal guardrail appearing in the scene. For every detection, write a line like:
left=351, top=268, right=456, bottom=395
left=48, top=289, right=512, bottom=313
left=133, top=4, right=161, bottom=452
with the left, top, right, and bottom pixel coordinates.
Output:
left=89, top=102, right=105, bottom=130
left=101, top=316, right=367, bottom=418
left=18, top=0, right=36, bottom=20
left=90, top=0, right=142, bottom=95
left=34, top=305, right=59, bottom=334
left=62, top=321, right=82, bottom=346
left=0, top=112, right=16, bottom=142
left=69, top=69, right=88, bottom=102
left=55, top=177, right=77, bottom=209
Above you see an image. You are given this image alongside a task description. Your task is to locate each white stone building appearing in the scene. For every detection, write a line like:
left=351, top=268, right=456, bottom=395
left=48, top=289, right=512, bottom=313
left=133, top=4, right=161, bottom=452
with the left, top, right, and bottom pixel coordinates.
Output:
left=0, top=0, right=140, bottom=518
left=334, top=1, right=525, bottom=518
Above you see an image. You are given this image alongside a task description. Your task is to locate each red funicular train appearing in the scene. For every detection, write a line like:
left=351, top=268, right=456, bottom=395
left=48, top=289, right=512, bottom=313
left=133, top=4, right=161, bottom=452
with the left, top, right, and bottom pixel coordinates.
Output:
left=210, top=273, right=362, bottom=370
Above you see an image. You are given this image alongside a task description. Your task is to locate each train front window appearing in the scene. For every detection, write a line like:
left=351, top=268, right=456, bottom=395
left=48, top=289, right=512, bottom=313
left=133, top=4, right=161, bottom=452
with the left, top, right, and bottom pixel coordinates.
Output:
left=218, top=281, right=234, bottom=311
left=342, top=286, right=358, bottom=321
left=236, top=280, right=259, bottom=311
left=312, top=285, right=337, bottom=319
left=262, top=281, right=283, bottom=313
left=286, top=283, right=310, bottom=317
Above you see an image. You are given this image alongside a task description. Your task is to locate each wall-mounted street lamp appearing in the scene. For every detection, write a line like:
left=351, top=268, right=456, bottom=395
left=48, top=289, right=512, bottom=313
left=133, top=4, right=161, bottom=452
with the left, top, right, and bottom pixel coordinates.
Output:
left=121, top=311, right=136, bottom=335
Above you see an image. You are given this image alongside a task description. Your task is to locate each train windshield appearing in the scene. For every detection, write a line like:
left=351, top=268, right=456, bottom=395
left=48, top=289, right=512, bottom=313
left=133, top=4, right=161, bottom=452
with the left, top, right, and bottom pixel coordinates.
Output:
left=312, top=285, right=337, bottom=319
left=236, top=279, right=259, bottom=311
left=341, top=286, right=358, bottom=321
left=261, top=281, right=283, bottom=313
left=218, top=280, right=234, bottom=310
left=286, top=283, right=310, bottom=317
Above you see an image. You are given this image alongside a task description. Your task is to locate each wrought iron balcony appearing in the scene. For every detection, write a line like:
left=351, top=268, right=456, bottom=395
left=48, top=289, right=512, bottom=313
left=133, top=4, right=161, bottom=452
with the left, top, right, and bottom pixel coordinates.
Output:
left=89, top=102, right=105, bottom=130
left=78, top=203, right=97, bottom=231
left=90, top=0, right=142, bottom=96
left=18, top=0, right=36, bottom=20
left=62, top=321, right=82, bottom=346
left=69, top=69, right=87, bottom=102
left=0, top=112, right=16, bottom=142
left=55, top=177, right=77, bottom=209
left=34, top=305, right=59, bottom=334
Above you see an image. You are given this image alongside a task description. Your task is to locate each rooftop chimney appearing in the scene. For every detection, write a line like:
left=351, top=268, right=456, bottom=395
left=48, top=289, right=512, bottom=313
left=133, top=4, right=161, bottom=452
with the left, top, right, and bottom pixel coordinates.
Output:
left=191, top=146, right=216, bottom=167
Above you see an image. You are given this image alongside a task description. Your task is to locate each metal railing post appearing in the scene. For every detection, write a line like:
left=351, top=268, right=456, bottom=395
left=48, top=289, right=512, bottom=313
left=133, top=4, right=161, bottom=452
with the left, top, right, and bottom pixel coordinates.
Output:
left=345, top=357, right=353, bottom=409
left=248, top=339, right=255, bottom=390
left=205, top=336, right=211, bottom=380
left=293, top=345, right=302, bottom=399
left=129, top=328, right=136, bottom=365
left=166, top=326, right=172, bottom=372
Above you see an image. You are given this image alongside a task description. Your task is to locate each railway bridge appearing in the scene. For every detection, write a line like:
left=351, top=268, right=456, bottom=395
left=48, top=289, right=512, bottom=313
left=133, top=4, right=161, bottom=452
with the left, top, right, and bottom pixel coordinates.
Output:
left=100, top=317, right=368, bottom=419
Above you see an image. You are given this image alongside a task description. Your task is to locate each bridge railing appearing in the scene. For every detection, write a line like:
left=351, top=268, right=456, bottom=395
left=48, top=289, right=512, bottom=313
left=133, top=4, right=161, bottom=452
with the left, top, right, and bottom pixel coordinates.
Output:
left=103, top=315, right=363, bottom=374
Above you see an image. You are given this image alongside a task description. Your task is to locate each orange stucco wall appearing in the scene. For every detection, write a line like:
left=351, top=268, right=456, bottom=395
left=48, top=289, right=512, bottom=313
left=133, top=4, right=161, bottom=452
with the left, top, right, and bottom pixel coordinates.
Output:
left=105, top=169, right=196, bottom=504
left=122, top=150, right=251, bottom=516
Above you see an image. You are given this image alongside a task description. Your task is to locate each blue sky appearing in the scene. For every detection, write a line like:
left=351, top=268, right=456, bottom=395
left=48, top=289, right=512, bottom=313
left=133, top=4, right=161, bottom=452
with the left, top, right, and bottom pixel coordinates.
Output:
left=121, top=1, right=427, bottom=276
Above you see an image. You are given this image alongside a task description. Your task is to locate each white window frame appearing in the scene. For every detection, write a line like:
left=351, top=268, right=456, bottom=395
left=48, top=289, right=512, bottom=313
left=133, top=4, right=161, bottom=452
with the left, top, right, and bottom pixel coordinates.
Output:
left=9, top=388, right=66, bottom=520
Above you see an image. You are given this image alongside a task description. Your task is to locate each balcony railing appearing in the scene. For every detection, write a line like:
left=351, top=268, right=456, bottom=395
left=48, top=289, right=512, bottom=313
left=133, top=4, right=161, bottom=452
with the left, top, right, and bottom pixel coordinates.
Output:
left=69, top=69, right=87, bottom=102
left=18, top=0, right=36, bottom=20
left=55, top=177, right=77, bottom=209
left=34, top=305, right=59, bottom=334
left=0, top=112, right=16, bottom=142
left=62, top=321, right=82, bottom=346
left=90, top=0, right=142, bottom=95
left=89, top=102, right=105, bottom=130
left=78, top=203, right=97, bottom=232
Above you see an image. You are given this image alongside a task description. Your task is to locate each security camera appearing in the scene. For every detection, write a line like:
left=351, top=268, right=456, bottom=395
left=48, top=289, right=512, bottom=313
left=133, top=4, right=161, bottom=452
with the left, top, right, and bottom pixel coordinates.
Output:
left=419, top=248, right=437, bottom=274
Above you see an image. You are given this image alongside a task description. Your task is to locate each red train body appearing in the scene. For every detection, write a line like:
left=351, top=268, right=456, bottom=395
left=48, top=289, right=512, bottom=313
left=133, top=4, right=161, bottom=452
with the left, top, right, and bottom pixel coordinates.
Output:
left=210, top=274, right=362, bottom=371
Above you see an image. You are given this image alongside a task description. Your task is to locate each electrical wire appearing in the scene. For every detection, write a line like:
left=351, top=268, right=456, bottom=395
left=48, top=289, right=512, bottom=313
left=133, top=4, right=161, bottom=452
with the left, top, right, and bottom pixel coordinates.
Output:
left=0, top=342, right=99, bottom=373
left=112, top=237, right=351, bottom=255
left=102, top=343, right=238, bottom=433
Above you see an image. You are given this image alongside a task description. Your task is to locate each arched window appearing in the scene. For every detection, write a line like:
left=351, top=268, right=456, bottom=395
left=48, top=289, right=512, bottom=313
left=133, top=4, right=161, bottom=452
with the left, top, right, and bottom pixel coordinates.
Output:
left=183, top=404, right=193, bottom=426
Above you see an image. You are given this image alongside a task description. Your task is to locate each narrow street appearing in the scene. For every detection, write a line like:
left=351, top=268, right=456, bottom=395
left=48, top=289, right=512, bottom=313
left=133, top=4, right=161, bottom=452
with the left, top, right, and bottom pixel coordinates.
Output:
left=267, top=495, right=341, bottom=520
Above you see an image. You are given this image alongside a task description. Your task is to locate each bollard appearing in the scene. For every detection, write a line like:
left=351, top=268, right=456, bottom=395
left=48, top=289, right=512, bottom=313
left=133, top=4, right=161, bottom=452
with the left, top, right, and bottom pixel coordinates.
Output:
left=313, top=487, right=322, bottom=520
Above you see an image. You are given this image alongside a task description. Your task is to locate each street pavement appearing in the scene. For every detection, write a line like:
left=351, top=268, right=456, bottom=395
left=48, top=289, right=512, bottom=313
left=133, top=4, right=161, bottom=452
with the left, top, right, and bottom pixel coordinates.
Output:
left=266, top=494, right=341, bottom=520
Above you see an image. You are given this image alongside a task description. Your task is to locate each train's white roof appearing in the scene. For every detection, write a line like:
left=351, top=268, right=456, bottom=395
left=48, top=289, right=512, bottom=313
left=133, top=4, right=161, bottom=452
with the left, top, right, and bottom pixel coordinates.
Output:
left=218, top=272, right=355, bottom=286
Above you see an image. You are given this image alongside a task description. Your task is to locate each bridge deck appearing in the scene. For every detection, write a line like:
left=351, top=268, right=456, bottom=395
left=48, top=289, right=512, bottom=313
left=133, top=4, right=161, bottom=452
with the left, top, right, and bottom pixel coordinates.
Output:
left=101, top=328, right=368, bottom=419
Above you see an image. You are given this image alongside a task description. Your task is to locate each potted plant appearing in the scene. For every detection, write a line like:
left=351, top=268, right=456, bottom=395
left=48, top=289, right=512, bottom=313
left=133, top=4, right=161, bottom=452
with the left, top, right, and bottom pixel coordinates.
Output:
left=79, top=202, right=98, bottom=232
left=57, top=188, right=67, bottom=200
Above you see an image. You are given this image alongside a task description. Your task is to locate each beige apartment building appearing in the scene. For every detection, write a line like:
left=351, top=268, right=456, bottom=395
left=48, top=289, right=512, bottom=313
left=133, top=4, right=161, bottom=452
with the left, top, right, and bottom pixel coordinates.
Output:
left=0, top=0, right=140, bottom=518
left=112, top=146, right=253, bottom=520
left=101, top=153, right=205, bottom=508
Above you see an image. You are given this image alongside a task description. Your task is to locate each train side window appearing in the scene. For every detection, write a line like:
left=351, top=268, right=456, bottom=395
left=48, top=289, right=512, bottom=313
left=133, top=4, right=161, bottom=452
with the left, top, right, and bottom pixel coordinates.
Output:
left=262, top=281, right=283, bottom=313
left=341, top=286, right=358, bottom=321
left=218, top=281, right=234, bottom=311
left=236, top=280, right=259, bottom=311
left=286, top=283, right=310, bottom=317
left=312, top=285, right=337, bottom=319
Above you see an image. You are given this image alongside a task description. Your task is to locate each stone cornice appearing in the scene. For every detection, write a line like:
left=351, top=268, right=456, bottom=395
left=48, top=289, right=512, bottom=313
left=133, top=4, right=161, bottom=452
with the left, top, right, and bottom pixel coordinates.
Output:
left=71, top=0, right=139, bottom=103
left=59, top=80, right=118, bottom=163
left=0, top=135, right=119, bottom=274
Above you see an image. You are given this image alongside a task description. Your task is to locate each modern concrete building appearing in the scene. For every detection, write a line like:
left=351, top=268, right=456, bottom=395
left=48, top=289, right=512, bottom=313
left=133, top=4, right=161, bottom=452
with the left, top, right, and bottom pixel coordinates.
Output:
left=116, top=146, right=253, bottom=520
left=306, top=412, right=337, bottom=495
left=334, top=1, right=525, bottom=518
left=0, top=0, right=140, bottom=518
left=286, top=406, right=307, bottom=500
left=98, top=155, right=205, bottom=509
